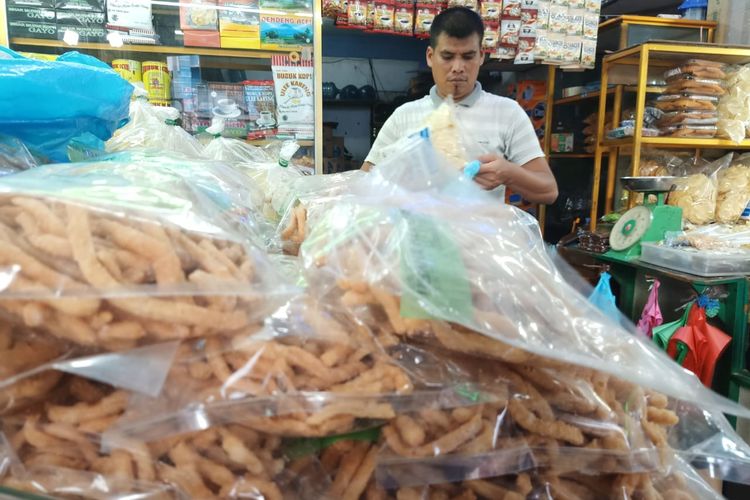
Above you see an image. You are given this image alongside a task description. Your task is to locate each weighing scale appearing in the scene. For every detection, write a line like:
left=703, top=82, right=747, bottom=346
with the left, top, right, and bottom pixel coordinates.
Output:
left=604, top=177, right=683, bottom=262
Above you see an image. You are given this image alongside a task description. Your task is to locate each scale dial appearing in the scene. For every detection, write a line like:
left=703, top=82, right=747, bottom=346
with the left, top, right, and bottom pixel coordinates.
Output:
left=609, top=205, right=653, bottom=251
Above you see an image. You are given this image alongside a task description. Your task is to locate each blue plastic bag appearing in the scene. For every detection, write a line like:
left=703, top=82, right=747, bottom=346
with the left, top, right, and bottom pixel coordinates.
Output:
left=588, top=272, right=622, bottom=320
left=0, top=47, right=132, bottom=162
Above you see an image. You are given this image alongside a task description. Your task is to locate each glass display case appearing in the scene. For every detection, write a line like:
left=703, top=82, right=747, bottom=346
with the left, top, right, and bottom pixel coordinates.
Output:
left=0, top=0, right=324, bottom=172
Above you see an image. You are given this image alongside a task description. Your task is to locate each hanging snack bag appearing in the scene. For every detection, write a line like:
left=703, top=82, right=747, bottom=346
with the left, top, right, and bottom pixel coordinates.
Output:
left=481, top=1, right=501, bottom=22
left=393, top=3, right=414, bottom=35
left=346, top=0, right=368, bottom=29
left=373, top=1, right=395, bottom=33
left=415, top=7, right=437, bottom=38
left=502, top=0, right=521, bottom=18
left=482, top=23, right=500, bottom=53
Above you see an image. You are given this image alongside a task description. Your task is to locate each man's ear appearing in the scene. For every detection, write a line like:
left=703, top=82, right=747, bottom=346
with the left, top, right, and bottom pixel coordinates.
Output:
left=426, top=46, right=433, bottom=68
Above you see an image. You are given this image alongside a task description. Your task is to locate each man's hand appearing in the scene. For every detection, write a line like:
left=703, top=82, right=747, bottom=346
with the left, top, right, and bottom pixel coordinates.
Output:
left=475, top=154, right=521, bottom=190
left=472, top=154, right=558, bottom=205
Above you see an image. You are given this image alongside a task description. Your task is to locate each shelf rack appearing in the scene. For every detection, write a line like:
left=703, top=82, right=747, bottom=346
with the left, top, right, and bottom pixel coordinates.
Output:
left=9, top=37, right=292, bottom=60
left=0, top=0, right=325, bottom=173
left=591, top=41, right=750, bottom=230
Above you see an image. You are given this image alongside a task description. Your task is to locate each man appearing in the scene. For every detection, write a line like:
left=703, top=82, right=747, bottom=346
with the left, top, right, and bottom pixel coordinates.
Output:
left=361, top=7, right=558, bottom=205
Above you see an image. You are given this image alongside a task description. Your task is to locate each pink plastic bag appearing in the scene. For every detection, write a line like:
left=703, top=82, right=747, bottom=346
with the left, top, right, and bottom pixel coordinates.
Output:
left=637, top=279, right=663, bottom=338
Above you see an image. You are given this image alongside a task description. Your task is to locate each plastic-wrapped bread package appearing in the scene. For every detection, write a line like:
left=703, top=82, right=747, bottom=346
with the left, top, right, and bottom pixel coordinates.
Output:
left=278, top=170, right=366, bottom=255
left=718, top=64, right=750, bottom=143
left=0, top=153, right=294, bottom=408
left=106, top=103, right=206, bottom=159
left=668, top=153, right=732, bottom=226
left=423, top=98, right=470, bottom=169
left=716, top=153, right=750, bottom=224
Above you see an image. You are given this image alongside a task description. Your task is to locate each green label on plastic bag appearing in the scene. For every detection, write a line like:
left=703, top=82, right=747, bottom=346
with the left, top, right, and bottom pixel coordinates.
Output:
left=282, top=426, right=382, bottom=459
left=399, top=211, right=472, bottom=324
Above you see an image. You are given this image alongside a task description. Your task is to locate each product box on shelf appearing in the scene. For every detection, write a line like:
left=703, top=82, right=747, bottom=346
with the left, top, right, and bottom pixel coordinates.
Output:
left=9, top=19, right=57, bottom=39
left=55, top=0, right=105, bottom=12
left=180, top=0, right=219, bottom=31
left=106, top=0, right=153, bottom=31
left=56, top=10, right=106, bottom=26
left=218, top=0, right=260, bottom=34
left=260, top=13, right=313, bottom=50
left=7, top=5, right=55, bottom=23
left=259, top=0, right=311, bottom=12
left=8, top=0, right=55, bottom=8
left=185, top=30, right=221, bottom=47
left=56, top=25, right=108, bottom=42
left=243, top=80, right=277, bottom=139
left=206, top=82, right=251, bottom=119
left=220, top=36, right=260, bottom=49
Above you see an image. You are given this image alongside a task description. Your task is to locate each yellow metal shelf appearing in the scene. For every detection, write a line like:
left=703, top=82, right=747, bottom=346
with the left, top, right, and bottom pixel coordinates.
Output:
left=10, top=37, right=293, bottom=60
left=603, top=136, right=750, bottom=149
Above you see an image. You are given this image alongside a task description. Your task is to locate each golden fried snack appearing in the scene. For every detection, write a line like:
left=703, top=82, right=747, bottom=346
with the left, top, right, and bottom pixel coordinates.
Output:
left=0, top=324, right=65, bottom=415
left=0, top=194, right=277, bottom=350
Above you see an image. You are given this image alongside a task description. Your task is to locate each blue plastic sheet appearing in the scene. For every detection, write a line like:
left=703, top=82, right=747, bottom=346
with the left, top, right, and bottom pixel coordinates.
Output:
left=0, top=48, right=132, bottom=162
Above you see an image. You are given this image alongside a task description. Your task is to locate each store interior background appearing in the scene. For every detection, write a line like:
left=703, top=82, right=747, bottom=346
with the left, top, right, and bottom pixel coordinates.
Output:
left=319, top=0, right=721, bottom=243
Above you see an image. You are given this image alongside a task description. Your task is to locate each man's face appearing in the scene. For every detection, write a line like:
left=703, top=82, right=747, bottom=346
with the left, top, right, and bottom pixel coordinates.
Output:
left=426, top=33, right=482, bottom=101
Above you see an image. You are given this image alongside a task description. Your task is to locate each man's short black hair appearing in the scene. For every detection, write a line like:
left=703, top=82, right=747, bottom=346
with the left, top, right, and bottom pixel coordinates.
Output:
left=429, top=7, right=484, bottom=49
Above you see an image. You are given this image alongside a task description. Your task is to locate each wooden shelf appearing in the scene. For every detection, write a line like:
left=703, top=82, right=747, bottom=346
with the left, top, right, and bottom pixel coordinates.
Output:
left=10, top=37, right=293, bottom=60
left=603, top=136, right=750, bottom=149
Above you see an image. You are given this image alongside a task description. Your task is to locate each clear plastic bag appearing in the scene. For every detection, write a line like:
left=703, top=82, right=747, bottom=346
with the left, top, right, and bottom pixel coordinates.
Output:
left=0, top=135, right=41, bottom=175
left=656, top=94, right=719, bottom=112
left=657, top=110, right=719, bottom=128
left=668, top=153, right=733, bottom=226
left=716, top=154, right=750, bottom=224
left=0, top=154, right=292, bottom=357
left=203, top=118, right=272, bottom=166
left=277, top=170, right=365, bottom=255
left=665, top=60, right=728, bottom=81
left=106, top=105, right=206, bottom=159
left=423, top=97, right=470, bottom=169
left=717, top=64, right=750, bottom=143
left=660, top=124, right=718, bottom=138
left=300, top=134, right=749, bottom=420
left=664, top=75, right=726, bottom=96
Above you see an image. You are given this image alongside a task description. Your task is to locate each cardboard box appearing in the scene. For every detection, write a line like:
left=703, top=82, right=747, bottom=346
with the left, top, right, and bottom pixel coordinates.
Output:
left=220, top=35, right=260, bottom=49
left=9, top=20, right=57, bottom=39
left=219, top=0, right=260, bottom=35
left=184, top=29, right=220, bottom=47
left=260, top=13, right=312, bottom=50
left=9, top=0, right=54, bottom=8
left=56, top=10, right=106, bottom=26
left=550, top=133, right=574, bottom=153
left=57, top=25, right=107, bottom=42
left=7, top=6, right=55, bottom=23
left=243, top=79, right=277, bottom=137
left=55, top=0, right=104, bottom=12
left=206, top=82, right=250, bottom=119
left=180, top=0, right=218, bottom=31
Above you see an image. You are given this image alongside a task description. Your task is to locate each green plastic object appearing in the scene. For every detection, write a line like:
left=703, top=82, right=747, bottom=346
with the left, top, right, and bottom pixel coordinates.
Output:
left=653, top=304, right=692, bottom=351
left=605, top=192, right=683, bottom=262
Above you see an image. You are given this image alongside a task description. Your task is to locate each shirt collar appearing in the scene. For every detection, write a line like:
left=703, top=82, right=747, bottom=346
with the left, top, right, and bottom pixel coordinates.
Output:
left=429, top=82, right=483, bottom=108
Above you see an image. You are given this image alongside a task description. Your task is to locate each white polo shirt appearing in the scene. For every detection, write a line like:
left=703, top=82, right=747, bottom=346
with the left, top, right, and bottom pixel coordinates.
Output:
left=365, top=83, right=544, bottom=168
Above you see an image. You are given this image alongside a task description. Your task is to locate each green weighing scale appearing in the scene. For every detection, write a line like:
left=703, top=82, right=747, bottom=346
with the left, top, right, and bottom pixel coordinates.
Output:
left=605, top=176, right=683, bottom=262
